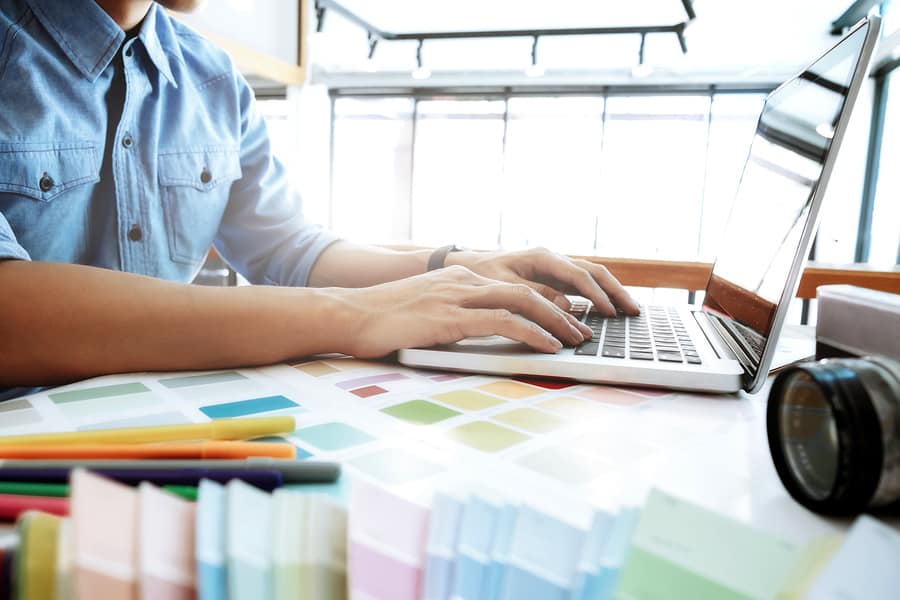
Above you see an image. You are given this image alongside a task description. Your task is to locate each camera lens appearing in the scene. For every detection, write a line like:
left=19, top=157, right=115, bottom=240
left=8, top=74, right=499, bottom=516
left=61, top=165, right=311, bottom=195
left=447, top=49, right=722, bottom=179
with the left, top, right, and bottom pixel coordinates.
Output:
left=767, top=356, right=900, bottom=515
left=777, top=370, right=839, bottom=501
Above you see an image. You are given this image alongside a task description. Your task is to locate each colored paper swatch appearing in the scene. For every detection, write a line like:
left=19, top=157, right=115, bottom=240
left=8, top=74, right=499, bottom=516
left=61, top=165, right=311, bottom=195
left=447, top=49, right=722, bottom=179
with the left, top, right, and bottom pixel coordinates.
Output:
left=431, top=390, right=505, bottom=411
left=336, top=373, right=409, bottom=390
left=17, top=510, right=61, bottom=600
left=292, top=361, right=340, bottom=376
left=484, top=504, right=519, bottom=600
left=537, top=396, right=607, bottom=419
left=56, top=518, right=73, bottom=600
left=498, top=505, right=586, bottom=600
left=477, top=381, right=542, bottom=399
left=351, top=385, right=387, bottom=398
left=70, top=469, right=138, bottom=600
left=79, top=411, right=190, bottom=431
left=571, top=510, right=616, bottom=600
left=196, top=480, right=227, bottom=600
left=159, top=371, right=247, bottom=389
left=0, top=399, right=41, bottom=427
left=447, top=421, right=529, bottom=453
left=776, top=535, right=842, bottom=600
left=614, top=490, right=797, bottom=600
left=49, top=382, right=150, bottom=403
left=422, top=493, right=464, bottom=600
left=293, top=422, right=375, bottom=451
left=305, top=494, right=348, bottom=599
left=805, top=516, right=900, bottom=600
left=585, top=507, right=640, bottom=600
left=348, top=478, right=429, bottom=600
left=137, top=483, right=196, bottom=600
left=382, top=400, right=461, bottom=425
left=271, top=491, right=309, bottom=600
left=226, top=479, right=272, bottom=600
left=576, top=387, right=647, bottom=407
left=53, top=390, right=160, bottom=420
left=492, top=408, right=565, bottom=434
left=348, top=448, right=443, bottom=485
left=453, top=496, right=501, bottom=599
left=200, top=395, right=300, bottom=419
left=517, top=445, right=606, bottom=484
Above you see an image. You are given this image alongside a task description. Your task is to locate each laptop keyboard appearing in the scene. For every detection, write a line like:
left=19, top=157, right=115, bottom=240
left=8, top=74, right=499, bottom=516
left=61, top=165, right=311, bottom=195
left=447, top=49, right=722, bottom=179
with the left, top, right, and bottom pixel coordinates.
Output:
left=569, top=303, right=702, bottom=364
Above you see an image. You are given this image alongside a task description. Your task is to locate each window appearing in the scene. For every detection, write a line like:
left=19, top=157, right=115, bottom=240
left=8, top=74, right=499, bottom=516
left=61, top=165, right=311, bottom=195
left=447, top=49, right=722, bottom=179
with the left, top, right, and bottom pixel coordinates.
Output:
left=330, top=90, right=767, bottom=261
left=869, top=70, right=900, bottom=265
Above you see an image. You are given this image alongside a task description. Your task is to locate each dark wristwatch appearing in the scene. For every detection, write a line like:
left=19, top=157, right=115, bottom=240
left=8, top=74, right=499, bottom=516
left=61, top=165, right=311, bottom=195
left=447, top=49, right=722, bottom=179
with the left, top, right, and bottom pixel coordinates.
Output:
left=427, top=244, right=465, bottom=271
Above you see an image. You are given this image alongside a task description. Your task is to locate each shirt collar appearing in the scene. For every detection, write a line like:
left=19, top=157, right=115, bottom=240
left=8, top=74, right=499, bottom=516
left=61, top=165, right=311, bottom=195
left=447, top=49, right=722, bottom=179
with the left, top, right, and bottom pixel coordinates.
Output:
left=27, top=0, right=123, bottom=82
left=26, top=0, right=178, bottom=87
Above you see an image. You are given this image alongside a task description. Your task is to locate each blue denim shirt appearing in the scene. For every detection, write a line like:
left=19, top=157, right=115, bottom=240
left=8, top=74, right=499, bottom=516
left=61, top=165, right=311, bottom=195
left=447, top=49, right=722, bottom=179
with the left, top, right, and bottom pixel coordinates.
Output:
left=0, top=0, right=340, bottom=400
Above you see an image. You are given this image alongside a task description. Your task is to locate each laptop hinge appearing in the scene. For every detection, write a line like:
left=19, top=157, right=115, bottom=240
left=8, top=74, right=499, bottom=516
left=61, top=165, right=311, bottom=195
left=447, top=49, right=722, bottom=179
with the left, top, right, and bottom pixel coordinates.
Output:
left=697, top=310, right=759, bottom=379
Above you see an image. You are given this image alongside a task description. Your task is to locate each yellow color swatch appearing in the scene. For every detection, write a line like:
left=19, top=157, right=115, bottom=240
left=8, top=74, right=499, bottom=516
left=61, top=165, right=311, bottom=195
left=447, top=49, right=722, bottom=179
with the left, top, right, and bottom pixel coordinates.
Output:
left=492, top=408, right=566, bottom=434
left=432, top=390, right=505, bottom=411
left=477, top=381, right=543, bottom=399
left=293, top=361, right=339, bottom=377
left=537, top=396, right=608, bottom=419
left=447, top=421, right=529, bottom=452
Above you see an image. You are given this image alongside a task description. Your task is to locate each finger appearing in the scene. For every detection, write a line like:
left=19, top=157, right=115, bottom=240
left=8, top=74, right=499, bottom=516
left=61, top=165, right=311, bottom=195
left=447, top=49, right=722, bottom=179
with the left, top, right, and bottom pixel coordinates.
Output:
left=506, top=278, right=590, bottom=338
left=457, top=308, right=562, bottom=353
left=576, top=260, right=641, bottom=315
left=462, top=283, right=587, bottom=346
left=531, top=254, right=618, bottom=316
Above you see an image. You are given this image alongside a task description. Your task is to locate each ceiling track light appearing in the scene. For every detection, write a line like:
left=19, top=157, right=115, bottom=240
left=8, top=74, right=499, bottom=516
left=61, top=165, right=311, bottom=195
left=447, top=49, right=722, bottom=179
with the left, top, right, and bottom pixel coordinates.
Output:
left=313, top=0, right=696, bottom=75
left=526, top=36, right=544, bottom=77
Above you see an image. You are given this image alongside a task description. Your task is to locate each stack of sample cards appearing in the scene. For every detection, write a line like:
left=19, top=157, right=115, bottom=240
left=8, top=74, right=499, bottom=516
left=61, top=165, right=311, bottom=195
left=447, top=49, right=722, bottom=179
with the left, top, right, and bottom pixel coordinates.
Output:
left=3, top=471, right=900, bottom=600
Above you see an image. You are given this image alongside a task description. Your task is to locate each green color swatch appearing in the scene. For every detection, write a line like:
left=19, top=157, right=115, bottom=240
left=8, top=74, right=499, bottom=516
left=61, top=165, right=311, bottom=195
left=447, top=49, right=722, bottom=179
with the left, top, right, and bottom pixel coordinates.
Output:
left=492, top=408, right=565, bottom=434
left=614, top=490, right=797, bottom=600
left=292, top=422, right=375, bottom=451
left=431, top=390, right=505, bottom=411
left=447, top=421, right=529, bottom=452
left=381, top=400, right=461, bottom=425
left=49, top=382, right=150, bottom=403
left=159, top=371, right=247, bottom=389
left=348, top=448, right=443, bottom=484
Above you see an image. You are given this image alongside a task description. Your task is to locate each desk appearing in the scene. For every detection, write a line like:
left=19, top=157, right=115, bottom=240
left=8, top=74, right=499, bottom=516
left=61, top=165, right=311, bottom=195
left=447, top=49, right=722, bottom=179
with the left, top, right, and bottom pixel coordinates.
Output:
left=2, top=325, right=893, bottom=548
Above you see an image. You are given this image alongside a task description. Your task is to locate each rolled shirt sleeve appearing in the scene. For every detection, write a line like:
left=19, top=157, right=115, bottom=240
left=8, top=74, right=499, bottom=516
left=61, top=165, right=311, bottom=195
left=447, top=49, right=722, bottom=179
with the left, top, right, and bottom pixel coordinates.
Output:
left=0, top=212, right=31, bottom=262
left=214, top=75, right=340, bottom=287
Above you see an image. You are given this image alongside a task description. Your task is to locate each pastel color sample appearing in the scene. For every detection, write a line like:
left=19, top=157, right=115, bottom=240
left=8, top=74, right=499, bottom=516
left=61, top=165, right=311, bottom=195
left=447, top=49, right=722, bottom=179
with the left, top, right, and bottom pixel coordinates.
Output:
left=293, top=361, right=340, bottom=376
left=576, top=387, right=648, bottom=407
left=227, top=480, right=273, bottom=600
left=200, top=395, right=300, bottom=419
left=293, top=422, right=375, bottom=451
left=159, top=371, right=247, bottom=389
left=138, top=483, right=196, bottom=600
left=447, top=421, right=529, bottom=453
left=382, top=400, right=461, bottom=425
left=196, top=480, right=227, bottom=600
left=348, top=448, right=443, bottom=484
left=492, top=408, right=565, bottom=434
left=431, top=390, right=505, bottom=411
left=477, top=381, right=543, bottom=399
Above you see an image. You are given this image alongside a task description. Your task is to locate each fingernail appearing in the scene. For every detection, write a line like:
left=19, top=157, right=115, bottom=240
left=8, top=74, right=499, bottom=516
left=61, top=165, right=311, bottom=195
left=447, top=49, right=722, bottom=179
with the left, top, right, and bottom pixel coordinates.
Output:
left=569, top=325, right=585, bottom=344
left=548, top=336, right=563, bottom=351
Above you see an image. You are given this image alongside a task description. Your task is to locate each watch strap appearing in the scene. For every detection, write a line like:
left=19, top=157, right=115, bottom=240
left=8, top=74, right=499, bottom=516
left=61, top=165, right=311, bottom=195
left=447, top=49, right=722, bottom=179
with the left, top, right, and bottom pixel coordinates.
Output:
left=427, top=244, right=463, bottom=271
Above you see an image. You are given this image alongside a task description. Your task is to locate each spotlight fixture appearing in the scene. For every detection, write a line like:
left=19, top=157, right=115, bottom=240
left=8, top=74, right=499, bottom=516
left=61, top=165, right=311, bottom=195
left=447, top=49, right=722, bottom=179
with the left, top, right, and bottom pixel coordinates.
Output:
left=525, top=36, right=544, bottom=77
left=313, top=0, right=695, bottom=77
left=412, top=40, right=432, bottom=80
left=631, top=33, right=653, bottom=78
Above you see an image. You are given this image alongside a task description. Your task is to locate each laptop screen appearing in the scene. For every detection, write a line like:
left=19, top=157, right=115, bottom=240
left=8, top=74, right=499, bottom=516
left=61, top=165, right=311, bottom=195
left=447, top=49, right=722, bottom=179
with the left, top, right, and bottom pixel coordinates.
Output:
left=701, top=20, right=873, bottom=381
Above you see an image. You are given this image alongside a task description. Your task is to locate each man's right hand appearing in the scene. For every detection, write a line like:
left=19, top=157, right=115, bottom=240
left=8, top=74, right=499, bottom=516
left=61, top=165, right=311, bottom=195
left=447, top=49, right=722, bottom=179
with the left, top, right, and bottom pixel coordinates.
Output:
left=332, top=265, right=593, bottom=358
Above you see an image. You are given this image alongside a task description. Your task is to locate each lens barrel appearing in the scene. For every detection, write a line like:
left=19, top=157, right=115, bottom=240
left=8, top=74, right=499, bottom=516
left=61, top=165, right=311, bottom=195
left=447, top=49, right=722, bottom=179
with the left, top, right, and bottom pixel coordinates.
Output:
left=767, top=356, right=900, bottom=515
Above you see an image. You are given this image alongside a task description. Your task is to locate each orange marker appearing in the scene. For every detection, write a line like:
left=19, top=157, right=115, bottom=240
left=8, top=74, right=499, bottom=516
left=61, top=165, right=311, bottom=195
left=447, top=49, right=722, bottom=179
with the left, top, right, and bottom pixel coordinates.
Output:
left=0, top=441, right=296, bottom=460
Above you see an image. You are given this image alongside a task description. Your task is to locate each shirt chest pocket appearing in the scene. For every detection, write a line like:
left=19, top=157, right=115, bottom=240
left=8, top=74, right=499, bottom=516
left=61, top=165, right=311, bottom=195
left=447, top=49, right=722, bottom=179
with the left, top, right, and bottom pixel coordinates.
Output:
left=0, top=142, right=99, bottom=202
left=158, top=148, right=242, bottom=265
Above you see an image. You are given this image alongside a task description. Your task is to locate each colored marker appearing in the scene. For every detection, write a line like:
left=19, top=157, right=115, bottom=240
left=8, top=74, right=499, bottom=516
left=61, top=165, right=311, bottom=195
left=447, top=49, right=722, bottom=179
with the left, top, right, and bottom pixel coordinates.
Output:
left=0, top=440, right=296, bottom=460
left=0, top=459, right=340, bottom=484
left=0, top=494, right=69, bottom=521
left=0, top=481, right=199, bottom=502
left=0, top=416, right=296, bottom=446
left=0, top=467, right=283, bottom=491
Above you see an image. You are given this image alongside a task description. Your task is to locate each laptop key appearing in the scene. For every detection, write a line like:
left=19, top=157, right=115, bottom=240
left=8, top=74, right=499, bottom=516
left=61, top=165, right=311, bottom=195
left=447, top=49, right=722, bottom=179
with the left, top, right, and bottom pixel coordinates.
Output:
left=602, top=347, right=626, bottom=358
left=630, top=351, right=654, bottom=360
left=575, top=342, right=600, bottom=356
left=686, top=355, right=702, bottom=364
left=657, top=351, right=683, bottom=363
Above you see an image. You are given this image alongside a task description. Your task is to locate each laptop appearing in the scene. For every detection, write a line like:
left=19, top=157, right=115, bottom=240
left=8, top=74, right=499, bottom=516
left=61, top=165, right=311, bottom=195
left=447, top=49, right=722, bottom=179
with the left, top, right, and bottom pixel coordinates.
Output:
left=399, top=17, right=882, bottom=394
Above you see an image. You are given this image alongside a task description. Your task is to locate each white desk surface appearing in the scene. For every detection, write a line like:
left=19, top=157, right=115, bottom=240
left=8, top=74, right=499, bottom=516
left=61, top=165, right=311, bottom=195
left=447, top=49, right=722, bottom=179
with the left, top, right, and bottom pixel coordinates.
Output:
left=1, top=324, right=896, bottom=542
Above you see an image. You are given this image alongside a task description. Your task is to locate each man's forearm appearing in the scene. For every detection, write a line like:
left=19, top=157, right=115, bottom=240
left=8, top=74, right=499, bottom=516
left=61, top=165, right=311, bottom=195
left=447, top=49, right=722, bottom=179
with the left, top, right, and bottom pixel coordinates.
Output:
left=0, top=260, right=351, bottom=387
left=307, top=241, right=433, bottom=287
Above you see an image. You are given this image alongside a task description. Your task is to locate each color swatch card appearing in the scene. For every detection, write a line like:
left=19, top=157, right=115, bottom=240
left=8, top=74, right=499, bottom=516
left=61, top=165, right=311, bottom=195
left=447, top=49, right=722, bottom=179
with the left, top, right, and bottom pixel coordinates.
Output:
left=572, top=508, right=638, bottom=600
left=804, top=516, right=900, bottom=600
left=69, top=469, right=138, bottom=600
left=614, top=490, right=798, bottom=600
left=348, top=477, right=430, bottom=600
left=226, top=479, right=273, bottom=600
left=16, top=510, right=61, bottom=600
left=271, top=490, right=348, bottom=600
left=422, top=492, right=465, bottom=600
left=453, top=495, right=503, bottom=599
left=196, top=480, right=227, bottom=600
left=137, top=483, right=196, bottom=600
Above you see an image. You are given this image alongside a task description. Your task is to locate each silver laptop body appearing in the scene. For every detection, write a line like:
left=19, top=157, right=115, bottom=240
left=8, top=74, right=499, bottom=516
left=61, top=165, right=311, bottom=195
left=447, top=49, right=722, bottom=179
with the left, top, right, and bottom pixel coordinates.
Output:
left=400, top=18, right=882, bottom=394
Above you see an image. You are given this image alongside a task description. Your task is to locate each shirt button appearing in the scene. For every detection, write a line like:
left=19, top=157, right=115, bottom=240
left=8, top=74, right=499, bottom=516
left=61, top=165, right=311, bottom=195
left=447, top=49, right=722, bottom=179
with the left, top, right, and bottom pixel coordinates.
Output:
left=122, top=134, right=133, bottom=148
left=128, top=224, right=143, bottom=242
left=200, top=168, right=212, bottom=184
left=39, top=173, right=54, bottom=192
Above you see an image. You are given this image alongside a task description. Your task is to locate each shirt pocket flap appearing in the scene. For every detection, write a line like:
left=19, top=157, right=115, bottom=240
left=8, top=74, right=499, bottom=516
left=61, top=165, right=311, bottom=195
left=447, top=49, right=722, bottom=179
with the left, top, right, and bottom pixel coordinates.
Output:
left=0, top=142, right=99, bottom=202
left=158, top=148, right=242, bottom=191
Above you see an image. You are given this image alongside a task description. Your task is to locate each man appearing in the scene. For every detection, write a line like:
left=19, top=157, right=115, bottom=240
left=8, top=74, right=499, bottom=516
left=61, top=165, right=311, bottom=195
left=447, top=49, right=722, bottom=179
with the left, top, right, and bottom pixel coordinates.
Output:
left=0, top=0, right=638, bottom=400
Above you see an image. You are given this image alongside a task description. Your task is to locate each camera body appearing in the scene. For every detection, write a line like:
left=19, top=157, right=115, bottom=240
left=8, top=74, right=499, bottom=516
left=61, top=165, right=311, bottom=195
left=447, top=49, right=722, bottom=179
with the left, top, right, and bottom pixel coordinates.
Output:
left=767, top=285, right=900, bottom=515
